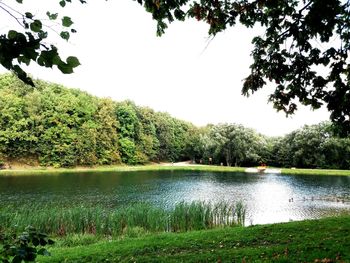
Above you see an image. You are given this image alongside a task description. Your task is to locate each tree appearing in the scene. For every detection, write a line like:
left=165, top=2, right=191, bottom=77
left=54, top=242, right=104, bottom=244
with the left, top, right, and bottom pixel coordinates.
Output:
left=115, top=101, right=143, bottom=164
left=135, top=0, right=350, bottom=136
left=270, top=122, right=350, bottom=169
left=95, top=98, right=121, bottom=165
left=208, top=123, right=261, bottom=166
left=135, top=106, right=160, bottom=161
left=0, top=0, right=83, bottom=85
left=3, top=1, right=350, bottom=134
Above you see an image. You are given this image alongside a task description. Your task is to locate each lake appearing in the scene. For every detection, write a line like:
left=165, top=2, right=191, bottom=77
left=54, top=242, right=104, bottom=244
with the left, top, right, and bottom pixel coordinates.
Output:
left=1, top=170, right=349, bottom=225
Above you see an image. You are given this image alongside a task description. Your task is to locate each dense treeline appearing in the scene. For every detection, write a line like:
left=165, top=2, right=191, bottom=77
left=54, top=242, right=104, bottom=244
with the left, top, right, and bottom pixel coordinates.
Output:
left=0, top=74, right=195, bottom=167
left=272, top=123, right=350, bottom=169
left=197, top=120, right=350, bottom=169
left=1, top=74, right=350, bottom=169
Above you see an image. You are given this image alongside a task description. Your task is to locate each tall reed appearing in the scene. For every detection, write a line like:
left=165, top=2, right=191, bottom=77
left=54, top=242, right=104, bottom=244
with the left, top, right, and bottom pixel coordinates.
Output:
left=0, top=201, right=245, bottom=236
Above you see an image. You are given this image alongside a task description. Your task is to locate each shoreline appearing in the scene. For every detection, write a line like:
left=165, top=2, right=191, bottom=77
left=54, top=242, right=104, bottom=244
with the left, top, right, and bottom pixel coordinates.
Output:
left=1, top=163, right=350, bottom=176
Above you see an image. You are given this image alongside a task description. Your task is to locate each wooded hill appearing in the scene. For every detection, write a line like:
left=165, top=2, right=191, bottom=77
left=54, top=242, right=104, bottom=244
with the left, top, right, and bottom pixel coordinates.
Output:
left=1, top=74, right=350, bottom=169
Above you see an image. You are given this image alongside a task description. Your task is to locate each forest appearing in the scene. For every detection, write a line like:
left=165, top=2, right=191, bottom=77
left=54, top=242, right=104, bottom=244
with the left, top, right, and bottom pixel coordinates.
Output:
left=1, top=73, right=350, bottom=169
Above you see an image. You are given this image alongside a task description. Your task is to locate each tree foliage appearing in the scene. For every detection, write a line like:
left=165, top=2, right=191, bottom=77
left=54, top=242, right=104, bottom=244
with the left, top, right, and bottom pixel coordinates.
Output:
left=208, top=124, right=261, bottom=166
left=135, top=0, right=350, bottom=136
left=0, top=226, right=53, bottom=263
left=0, top=0, right=84, bottom=86
left=2, top=1, right=350, bottom=134
left=0, top=74, right=196, bottom=167
left=1, top=73, right=350, bottom=169
left=272, top=122, right=350, bottom=169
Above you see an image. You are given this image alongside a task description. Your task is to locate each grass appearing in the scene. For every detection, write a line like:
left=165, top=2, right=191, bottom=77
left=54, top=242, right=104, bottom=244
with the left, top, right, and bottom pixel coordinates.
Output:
left=0, top=201, right=245, bottom=236
left=0, top=164, right=246, bottom=176
left=1, top=163, right=350, bottom=177
left=37, top=215, right=350, bottom=262
left=281, top=167, right=350, bottom=176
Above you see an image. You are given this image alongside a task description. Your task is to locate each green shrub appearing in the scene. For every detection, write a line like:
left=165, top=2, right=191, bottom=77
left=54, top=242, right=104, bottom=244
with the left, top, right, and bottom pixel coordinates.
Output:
left=0, top=226, right=54, bottom=262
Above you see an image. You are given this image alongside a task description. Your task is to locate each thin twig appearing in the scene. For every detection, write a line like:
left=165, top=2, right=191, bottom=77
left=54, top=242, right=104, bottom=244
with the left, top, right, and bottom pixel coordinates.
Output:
left=0, top=4, right=24, bottom=28
left=200, top=35, right=215, bottom=56
left=0, top=1, right=24, bottom=17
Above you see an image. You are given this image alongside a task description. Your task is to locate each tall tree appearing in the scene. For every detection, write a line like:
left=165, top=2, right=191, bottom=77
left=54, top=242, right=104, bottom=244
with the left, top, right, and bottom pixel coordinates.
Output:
left=115, top=101, right=142, bottom=164
left=208, top=123, right=261, bottom=166
left=95, top=98, right=121, bottom=165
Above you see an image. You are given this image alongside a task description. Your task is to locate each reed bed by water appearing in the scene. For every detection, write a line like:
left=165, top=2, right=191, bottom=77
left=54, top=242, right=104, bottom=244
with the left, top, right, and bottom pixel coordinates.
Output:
left=0, top=201, right=245, bottom=237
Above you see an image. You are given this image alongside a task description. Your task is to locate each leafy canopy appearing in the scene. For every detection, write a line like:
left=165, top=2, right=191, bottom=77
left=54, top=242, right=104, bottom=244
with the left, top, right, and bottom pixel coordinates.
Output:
left=0, top=0, right=85, bottom=86
left=135, top=0, right=350, bottom=136
left=2, top=0, right=350, bottom=135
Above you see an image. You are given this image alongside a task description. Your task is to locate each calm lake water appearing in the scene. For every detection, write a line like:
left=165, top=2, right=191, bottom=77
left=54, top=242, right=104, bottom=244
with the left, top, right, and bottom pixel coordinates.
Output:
left=1, top=171, right=350, bottom=225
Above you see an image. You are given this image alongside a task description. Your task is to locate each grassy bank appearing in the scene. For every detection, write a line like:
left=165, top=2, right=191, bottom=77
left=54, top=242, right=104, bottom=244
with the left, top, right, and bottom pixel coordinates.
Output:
left=2, top=164, right=350, bottom=176
left=0, top=164, right=246, bottom=176
left=37, top=215, right=350, bottom=262
left=281, top=167, right=350, bottom=176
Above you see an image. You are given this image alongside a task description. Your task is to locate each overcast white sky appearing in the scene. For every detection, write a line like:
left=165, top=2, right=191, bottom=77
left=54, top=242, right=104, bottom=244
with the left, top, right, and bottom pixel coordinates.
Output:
left=0, top=0, right=330, bottom=136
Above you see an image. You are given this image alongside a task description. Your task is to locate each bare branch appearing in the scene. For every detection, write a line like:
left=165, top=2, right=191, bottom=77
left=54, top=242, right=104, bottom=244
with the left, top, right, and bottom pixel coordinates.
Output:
left=0, top=3, right=25, bottom=28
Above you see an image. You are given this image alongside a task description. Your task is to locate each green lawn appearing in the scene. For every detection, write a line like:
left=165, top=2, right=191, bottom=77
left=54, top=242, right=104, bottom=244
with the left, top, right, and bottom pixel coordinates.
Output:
left=38, top=216, right=350, bottom=262
left=0, top=164, right=246, bottom=176
left=2, top=164, right=350, bottom=176
left=281, top=168, right=350, bottom=176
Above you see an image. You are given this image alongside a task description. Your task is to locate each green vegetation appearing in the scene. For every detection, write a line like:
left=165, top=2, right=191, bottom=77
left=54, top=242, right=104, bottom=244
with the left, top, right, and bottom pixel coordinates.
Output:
left=282, top=168, right=350, bottom=176
left=137, top=0, right=350, bottom=136
left=0, top=0, right=85, bottom=86
left=0, top=164, right=246, bottom=176
left=0, top=202, right=245, bottom=237
left=36, top=216, right=350, bottom=262
left=2, top=73, right=350, bottom=170
left=0, top=227, right=54, bottom=263
left=0, top=74, right=195, bottom=168
left=3, top=1, right=350, bottom=136
left=3, top=164, right=350, bottom=177
left=272, top=123, right=350, bottom=169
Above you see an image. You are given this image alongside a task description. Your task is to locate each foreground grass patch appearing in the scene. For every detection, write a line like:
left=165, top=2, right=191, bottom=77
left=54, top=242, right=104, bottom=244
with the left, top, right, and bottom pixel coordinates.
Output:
left=39, top=216, right=350, bottom=262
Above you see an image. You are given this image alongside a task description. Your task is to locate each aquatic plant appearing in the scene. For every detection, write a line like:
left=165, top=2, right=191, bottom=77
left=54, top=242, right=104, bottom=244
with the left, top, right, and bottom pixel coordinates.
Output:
left=0, top=201, right=245, bottom=237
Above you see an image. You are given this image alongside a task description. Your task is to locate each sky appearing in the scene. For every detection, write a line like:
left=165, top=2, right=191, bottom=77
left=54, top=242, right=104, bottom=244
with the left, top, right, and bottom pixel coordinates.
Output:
left=0, top=0, right=330, bottom=136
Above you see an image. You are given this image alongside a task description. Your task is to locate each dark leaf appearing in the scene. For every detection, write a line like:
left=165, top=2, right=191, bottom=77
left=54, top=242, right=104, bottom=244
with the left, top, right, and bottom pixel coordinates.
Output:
left=11, top=255, right=23, bottom=263
left=59, top=0, right=66, bottom=7
left=46, top=12, right=58, bottom=20
left=58, top=63, right=74, bottom=74
left=37, top=248, right=51, bottom=256
left=38, top=31, right=48, bottom=39
left=25, top=12, right=33, bottom=19
left=32, top=237, right=39, bottom=247
left=60, top=31, right=70, bottom=40
left=8, top=30, right=17, bottom=39
left=30, top=20, right=42, bottom=32
left=62, top=16, right=73, bottom=27
left=66, top=56, right=80, bottom=67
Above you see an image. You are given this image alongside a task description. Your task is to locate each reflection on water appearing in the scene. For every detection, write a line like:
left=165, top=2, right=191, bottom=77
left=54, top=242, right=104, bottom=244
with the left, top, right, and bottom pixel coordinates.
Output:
left=0, top=171, right=349, bottom=224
